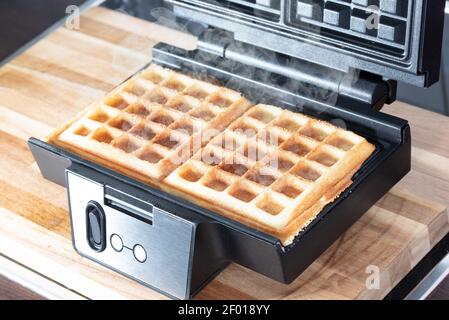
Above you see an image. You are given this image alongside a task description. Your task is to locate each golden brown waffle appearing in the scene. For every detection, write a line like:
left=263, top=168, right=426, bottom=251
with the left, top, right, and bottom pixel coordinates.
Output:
left=164, top=104, right=375, bottom=245
left=49, top=65, right=375, bottom=246
left=48, top=64, right=252, bottom=181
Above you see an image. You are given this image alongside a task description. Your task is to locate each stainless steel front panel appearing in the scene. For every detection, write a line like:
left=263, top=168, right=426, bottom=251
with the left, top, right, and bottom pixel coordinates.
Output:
left=67, top=170, right=196, bottom=299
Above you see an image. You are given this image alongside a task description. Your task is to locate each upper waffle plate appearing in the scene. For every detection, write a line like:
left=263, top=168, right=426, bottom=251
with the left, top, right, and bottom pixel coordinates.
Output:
left=169, top=0, right=446, bottom=86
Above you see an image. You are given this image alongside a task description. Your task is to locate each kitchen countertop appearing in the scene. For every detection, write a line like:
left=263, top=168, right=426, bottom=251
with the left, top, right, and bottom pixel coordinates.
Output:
left=0, top=273, right=44, bottom=300
left=0, top=5, right=449, bottom=300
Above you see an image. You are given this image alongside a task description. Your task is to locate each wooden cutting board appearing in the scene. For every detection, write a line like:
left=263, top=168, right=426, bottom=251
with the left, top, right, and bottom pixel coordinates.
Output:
left=0, top=6, right=448, bottom=300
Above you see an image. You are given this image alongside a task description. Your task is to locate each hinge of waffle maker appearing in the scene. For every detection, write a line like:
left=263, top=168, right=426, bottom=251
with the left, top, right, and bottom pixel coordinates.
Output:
left=195, top=28, right=396, bottom=110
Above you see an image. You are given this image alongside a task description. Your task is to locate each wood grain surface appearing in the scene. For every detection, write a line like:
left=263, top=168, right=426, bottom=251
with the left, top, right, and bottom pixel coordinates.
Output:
left=0, top=6, right=448, bottom=300
left=429, top=275, right=449, bottom=300
left=0, top=275, right=45, bottom=300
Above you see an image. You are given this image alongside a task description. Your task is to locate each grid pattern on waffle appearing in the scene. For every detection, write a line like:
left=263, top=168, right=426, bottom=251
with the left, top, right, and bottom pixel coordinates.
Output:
left=166, top=104, right=368, bottom=227
left=56, top=64, right=249, bottom=180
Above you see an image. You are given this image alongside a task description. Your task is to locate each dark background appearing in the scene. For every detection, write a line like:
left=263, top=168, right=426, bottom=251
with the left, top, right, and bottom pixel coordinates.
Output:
left=0, top=0, right=87, bottom=63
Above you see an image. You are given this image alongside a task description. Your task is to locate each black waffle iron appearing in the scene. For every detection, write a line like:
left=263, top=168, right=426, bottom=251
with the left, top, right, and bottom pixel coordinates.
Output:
left=28, top=0, right=446, bottom=299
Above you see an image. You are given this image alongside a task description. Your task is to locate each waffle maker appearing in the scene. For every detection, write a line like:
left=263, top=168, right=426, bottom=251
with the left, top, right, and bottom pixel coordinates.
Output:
left=28, top=0, right=446, bottom=299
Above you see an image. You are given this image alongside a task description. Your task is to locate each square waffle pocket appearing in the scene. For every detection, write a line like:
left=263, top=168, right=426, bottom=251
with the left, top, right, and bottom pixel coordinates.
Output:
left=48, top=64, right=252, bottom=183
left=49, top=65, right=374, bottom=246
left=164, top=104, right=375, bottom=245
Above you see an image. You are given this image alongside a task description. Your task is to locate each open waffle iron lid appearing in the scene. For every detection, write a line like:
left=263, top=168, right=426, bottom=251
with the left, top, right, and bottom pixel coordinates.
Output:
left=167, top=0, right=446, bottom=88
